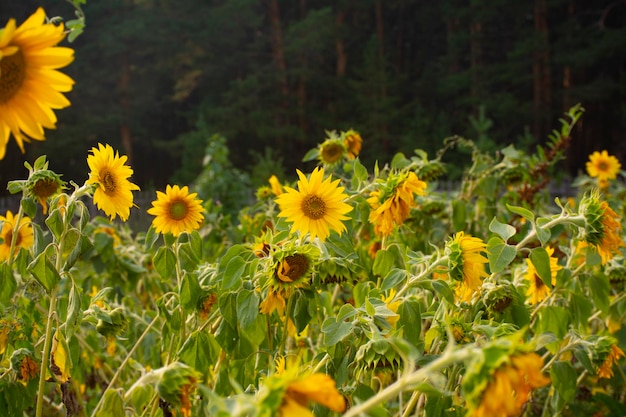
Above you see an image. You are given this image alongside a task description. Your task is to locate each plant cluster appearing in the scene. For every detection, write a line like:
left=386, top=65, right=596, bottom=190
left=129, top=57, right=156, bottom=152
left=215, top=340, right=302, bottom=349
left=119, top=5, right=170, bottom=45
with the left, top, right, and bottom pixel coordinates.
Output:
left=1, top=7, right=625, bottom=417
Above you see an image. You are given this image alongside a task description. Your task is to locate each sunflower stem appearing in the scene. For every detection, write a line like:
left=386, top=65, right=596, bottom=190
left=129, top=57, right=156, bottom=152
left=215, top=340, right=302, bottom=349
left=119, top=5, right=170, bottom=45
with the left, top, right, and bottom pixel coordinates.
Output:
left=278, top=293, right=296, bottom=355
left=35, top=287, right=58, bottom=417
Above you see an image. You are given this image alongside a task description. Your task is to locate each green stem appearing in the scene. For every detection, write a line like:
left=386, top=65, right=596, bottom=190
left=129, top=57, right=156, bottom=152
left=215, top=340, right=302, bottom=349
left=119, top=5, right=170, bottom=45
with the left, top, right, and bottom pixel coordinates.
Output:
left=343, top=346, right=477, bottom=417
left=90, top=315, right=159, bottom=416
left=35, top=287, right=58, bottom=417
left=395, top=256, right=448, bottom=298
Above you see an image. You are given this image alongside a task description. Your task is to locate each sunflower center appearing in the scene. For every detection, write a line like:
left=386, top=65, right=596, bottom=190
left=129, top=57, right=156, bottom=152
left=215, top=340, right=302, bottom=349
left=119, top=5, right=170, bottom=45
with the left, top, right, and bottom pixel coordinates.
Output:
left=32, top=178, right=59, bottom=199
left=101, top=171, right=117, bottom=194
left=533, top=274, right=545, bottom=289
left=321, top=143, right=344, bottom=163
left=276, top=254, right=309, bottom=283
left=0, top=50, right=26, bottom=104
left=301, top=194, right=327, bottom=220
left=4, top=229, right=20, bottom=247
left=169, top=200, right=189, bottom=220
left=597, top=161, right=609, bottom=172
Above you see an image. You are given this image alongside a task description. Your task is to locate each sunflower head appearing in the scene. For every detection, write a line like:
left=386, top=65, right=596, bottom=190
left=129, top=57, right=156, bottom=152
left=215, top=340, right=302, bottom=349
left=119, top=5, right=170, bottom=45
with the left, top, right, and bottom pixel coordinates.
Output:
left=256, top=185, right=272, bottom=200
left=155, top=362, right=201, bottom=417
left=445, top=232, right=489, bottom=303
left=0, top=8, right=75, bottom=158
left=342, top=129, right=362, bottom=159
left=147, top=184, right=205, bottom=237
left=592, top=336, right=625, bottom=379
left=524, top=246, right=562, bottom=305
left=86, top=143, right=140, bottom=222
left=10, top=348, right=38, bottom=382
left=275, top=167, right=353, bottom=242
left=586, top=150, right=621, bottom=181
left=318, top=137, right=346, bottom=166
left=27, top=170, right=65, bottom=215
left=580, top=190, right=624, bottom=264
left=262, top=242, right=319, bottom=293
left=0, top=210, right=34, bottom=261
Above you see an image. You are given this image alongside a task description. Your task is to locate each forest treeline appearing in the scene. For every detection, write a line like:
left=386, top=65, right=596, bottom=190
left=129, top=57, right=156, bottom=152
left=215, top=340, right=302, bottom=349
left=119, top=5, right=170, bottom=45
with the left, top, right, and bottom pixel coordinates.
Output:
left=1, top=0, right=625, bottom=194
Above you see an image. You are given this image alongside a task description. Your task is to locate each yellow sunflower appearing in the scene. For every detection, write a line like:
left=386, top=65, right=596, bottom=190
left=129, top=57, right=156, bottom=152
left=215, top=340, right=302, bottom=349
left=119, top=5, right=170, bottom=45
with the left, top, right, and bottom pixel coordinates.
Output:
left=472, top=353, right=550, bottom=417
left=0, top=8, right=74, bottom=158
left=147, top=185, right=205, bottom=236
left=367, top=171, right=427, bottom=237
left=0, top=210, right=34, bottom=261
left=581, top=192, right=624, bottom=264
left=342, top=129, right=362, bottom=159
left=598, top=344, right=625, bottom=379
left=269, top=175, right=283, bottom=196
left=276, top=167, right=352, bottom=242
left=446, top=232, right=489, bottom=303
left=586, top=150, right=621, bottom=181
left=525, top=246, right=562, bottom=305
left=318, top=138, right=346, bottom=166
left=86, top=143, right=140, bottom=222
left=280, top=373, right=346, bottom=417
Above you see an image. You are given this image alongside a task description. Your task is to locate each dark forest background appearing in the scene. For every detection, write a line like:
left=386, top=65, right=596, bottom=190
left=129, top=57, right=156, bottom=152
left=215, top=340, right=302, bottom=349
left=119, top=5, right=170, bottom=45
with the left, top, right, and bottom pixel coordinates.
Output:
left=1, top=0, right=625, bottom=197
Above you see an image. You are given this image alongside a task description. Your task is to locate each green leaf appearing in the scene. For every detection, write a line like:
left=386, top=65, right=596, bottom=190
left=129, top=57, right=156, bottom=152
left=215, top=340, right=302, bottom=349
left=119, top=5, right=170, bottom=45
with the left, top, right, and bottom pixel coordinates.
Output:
left=535, top=306, right=569, bottom=348
left=321, top=318, right=352, bottom=346
left=236, top=289, right=259, bottom=330
left=302, top=147, right=319, bottom=162
left=505, top=204, right=535, bottom=221
left=0, top=263, right=17, bottom=306
left=398, top=299, right=421, bottom=345
left=381, top=268, right=406, bottom=291
left=178, top=331, right=219, bottom=374
left=28, top=247, right=61, bottom=293
left=535, top=218, right=552, bottom=245
left=63, top=233, right=93, bottom=271
left=489, top=217, right=516, bottom=241
left=529, top=247, right=552, bottom=288
left=6, top=180, right=26, bottom=195
left=352, top=159, right=368, bottom=184
left=144, top=227, right=159, bottom=251
left=373, top=249, right=395, bottom=276
left=221, top=255, right=246, bottom=291
left=95, top=389, right=125, bottom=417
left=431, top=280, right=455, bottom=304
left=218, top=292, right=238, bottom=328
left=550, top=361, right=577, bottom=410
left=153, top=246, right=176, bottom=279
left=45, top=208, right=64, bottom=241
left=487, top=237, right=517, bottom=273
left=589, top=273, right=610, bottom=314
left=20, top=198, right=37, bottom=218
left=65, top=283, right=83, bottom=340
left=180, top=272, right=201, bottom=311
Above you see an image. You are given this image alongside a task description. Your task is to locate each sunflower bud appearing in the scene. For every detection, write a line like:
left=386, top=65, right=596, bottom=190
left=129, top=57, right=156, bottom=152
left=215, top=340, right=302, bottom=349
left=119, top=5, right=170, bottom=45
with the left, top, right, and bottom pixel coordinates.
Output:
left=96, top=307, right=129, bottom=338
left=156, top=362, right=201, bottom=417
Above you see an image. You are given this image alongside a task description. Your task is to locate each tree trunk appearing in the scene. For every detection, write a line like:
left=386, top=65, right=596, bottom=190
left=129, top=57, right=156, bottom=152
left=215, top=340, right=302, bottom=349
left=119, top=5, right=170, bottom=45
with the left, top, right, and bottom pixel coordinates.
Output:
left=533, top=0, right=551, bottom=140
left=118, top=0, right=133, bottom=163
left=297, top=0, right=308, bottom=133
left=469, top=3, right=482, bottom=104
left=335, top=11, right=347, bottom=76
left=268, top=0, right=289, bottom=98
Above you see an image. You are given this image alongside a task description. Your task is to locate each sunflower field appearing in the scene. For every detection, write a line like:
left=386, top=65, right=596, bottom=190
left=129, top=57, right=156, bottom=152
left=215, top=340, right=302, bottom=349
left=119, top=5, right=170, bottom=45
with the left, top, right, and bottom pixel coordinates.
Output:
left=1, top=7, right=626, bottom=417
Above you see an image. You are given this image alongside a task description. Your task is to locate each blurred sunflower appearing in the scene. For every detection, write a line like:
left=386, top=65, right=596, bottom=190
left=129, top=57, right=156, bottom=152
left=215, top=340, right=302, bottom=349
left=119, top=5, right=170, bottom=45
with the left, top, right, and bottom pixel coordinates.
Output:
left=597, top=343, right=625, bottom=379
left=342, top=129, right=362, bottom=159
left=446, top=232, right=489, bottom=303
left=87, top=143, right=140, bottom=222
left=580, top=192, right=624, bottom=264
left=367, top=171, right=427, bottom=237
left=147, top=185, right=205, bottom=236
left=471, top=352, right=549, bottom=417
left=269, top=175, right=283, bottom=196
left=525, top=246, right=562, bottom=305
left=0, top=210, right=34, bottom=261
left=0, top=8, right=74, bottom=158
left=27, top=170, right=64, bottom=215
left=586, top=150, right=621, bottom=182
left=276, top=167, right=352, bottom=242
left=318, top=137, right=346, bottom=166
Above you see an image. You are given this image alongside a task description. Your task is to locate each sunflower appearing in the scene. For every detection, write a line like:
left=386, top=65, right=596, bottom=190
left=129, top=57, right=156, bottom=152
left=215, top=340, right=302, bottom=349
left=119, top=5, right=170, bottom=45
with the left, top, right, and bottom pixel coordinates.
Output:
left=87, top=143, right=140, bottom=222
left=580, top=192, right=624, bottom=264
left=27, top=170, right=64, bottom=215
left=446, top=232, right=489, bottom=303
left=597, top=343, right=625, bottom=379
left=342, top=129, right=362, bottom=159
left=259, top=289, right=286, bottom=315
left=318, top=137, right=346, bottom=166
left=525, top=246, right=562, bottom=305
left=367, top=171, right=427, bottom=237
left=586, top=150, right=621, bottom=182
left=276, top=167, right=352, bottom=242
left=147, top=185, right=205, bottom=236
left=0, top=210, right=34, bottom=261
left=0, top=8, right=74, bottom=158
left=471, top=353, right=550, bottom=417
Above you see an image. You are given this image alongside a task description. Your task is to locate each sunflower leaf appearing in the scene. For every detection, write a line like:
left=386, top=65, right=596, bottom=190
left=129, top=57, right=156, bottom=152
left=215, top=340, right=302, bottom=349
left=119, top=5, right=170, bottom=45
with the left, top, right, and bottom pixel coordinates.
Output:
left=489, top=217, right=516, bottom=242
left=529, top=247, right=552, bottom=288
left=28, top=246, right=61, bottom=293
left=487, top=237, right=517, bottom=273
left=0, top=263, right=17, bottom=306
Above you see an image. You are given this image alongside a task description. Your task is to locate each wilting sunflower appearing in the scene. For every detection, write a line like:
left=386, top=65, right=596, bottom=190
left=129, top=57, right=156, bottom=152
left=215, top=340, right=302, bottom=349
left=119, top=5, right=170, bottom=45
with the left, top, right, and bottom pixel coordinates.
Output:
left=260, top=360, right=346, bottom=417
left=27, top=170, right=64, bottom=215
left=470, top=352, right=550, bottom=417
left=525, top=246, right=562, bottom=305
left=147, top=185, right=205, bottom=236
left=0, top=8, right=74, bottom=158
left=367, top=171, right=427, bottom=237
left=446, top=232, right=489, bottom=303
left=342, top=129, right=362, bottom=159
left=586, top=150, right=621, bottom=182
left=87, top=143, right=140, bottom=222
left=0, top=210, right=34, bottom=261
left=259, top=289, right=286, bottom=315
left=276, top=167, right=352, bottom=242
left=580, top=192, right=624, bottom=264
left=597, top=343, right=625, bottom=379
